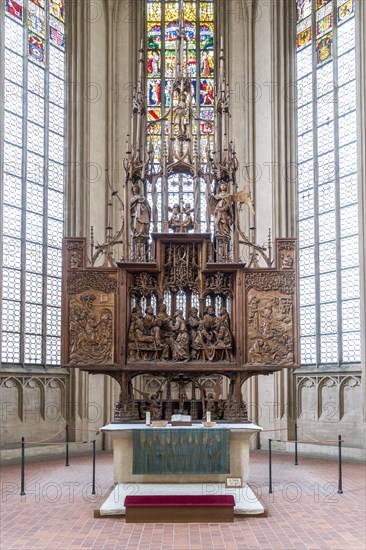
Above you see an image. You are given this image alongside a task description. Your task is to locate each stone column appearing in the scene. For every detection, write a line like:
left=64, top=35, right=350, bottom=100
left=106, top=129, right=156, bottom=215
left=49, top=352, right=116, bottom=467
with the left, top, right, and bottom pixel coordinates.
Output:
left=242, top=0, right=298, bottom=447
left=64, top=0, right=115, bottom=445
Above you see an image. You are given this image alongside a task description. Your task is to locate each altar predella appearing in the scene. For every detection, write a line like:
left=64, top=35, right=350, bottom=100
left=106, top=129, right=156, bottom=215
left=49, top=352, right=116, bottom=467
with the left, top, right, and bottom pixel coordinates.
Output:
left=62, top=1, right=299, bottom=423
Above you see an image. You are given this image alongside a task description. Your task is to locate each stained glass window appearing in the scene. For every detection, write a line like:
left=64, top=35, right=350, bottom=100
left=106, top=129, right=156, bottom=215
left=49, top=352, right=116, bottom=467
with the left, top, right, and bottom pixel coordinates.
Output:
left=1, top=0, right=66, bottom=365
left=296, top=0, right=360, bottom=365
left=146, top=0, right=214, bottom=231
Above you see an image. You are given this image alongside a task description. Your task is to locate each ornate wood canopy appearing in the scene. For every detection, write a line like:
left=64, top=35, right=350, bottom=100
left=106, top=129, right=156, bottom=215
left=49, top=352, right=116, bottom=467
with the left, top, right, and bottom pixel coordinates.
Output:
left=61, top=1, right=299, bottom=423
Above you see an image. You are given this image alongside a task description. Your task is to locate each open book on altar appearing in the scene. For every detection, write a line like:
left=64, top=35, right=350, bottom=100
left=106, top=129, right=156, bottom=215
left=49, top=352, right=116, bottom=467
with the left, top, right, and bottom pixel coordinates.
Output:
left=171, top=414, right=192, bottom=426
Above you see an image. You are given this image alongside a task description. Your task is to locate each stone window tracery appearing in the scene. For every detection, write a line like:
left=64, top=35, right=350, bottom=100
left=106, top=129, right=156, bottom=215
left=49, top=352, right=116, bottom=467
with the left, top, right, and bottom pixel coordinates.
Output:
left=296, top=0, right=361, bottom=366
left=1, top=0, right=66, bottom=365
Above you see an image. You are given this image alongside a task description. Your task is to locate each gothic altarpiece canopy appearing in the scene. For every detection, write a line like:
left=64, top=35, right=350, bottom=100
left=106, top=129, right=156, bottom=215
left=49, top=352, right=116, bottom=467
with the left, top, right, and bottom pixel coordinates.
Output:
left=61, top=1, right=299, bottom=423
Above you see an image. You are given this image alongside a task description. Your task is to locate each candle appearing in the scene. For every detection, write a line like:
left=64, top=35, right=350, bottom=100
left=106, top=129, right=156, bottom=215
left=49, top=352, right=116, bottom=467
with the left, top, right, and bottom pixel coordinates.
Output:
left=146, top=411, right=151, bottom=425
left=207, top=412, right=211, bottom=422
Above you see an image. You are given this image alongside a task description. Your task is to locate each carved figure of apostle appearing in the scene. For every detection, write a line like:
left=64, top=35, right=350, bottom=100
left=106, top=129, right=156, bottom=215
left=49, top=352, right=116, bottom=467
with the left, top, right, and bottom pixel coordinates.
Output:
left=208, top=182, right=234, bottom=239
left=170, top=309, right=190, bottom=362
left=188, top=307, right=201, bottom=343
left=216, top=321, right=234, bottom=361
left=203, top=305, right=217, bottom=330
left=216, top=306, right=230, bottom=330
left=216, top=322, right=232, bottom=348
left=130, top=182, right=151, bottom=237
left=155, top=303, right=171, bottom=333
left=142, top=305, right=167, bottom=349
left=142, top=305, right=156, bottom=333
left=191, top=318, right=216, bottom=361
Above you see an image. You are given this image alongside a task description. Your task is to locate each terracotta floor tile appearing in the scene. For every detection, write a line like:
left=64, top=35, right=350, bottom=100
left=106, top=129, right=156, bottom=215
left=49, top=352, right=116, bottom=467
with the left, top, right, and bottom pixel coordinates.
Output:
left=1, top=450, right=365, bottom=550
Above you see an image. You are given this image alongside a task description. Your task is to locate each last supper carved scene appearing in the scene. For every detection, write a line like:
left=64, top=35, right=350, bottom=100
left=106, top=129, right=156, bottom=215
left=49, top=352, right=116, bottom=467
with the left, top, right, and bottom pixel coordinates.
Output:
left=61, top=0, right=299, bottom=424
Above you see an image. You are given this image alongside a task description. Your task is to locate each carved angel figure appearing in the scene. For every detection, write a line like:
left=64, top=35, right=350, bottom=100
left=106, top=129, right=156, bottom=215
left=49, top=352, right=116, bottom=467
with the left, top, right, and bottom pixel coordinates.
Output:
left=181, top=203, right=194, bottom=233
left=233, top=184, right=255, bottom=216
left=134, top=386, right=163, bottom=420
left=208, top=182, right=234, bottom=239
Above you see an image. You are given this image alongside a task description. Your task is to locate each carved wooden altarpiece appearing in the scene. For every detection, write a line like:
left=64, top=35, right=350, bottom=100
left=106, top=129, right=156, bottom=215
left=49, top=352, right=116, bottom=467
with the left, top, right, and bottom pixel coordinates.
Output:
left=61, top=2, right=299, bottom=423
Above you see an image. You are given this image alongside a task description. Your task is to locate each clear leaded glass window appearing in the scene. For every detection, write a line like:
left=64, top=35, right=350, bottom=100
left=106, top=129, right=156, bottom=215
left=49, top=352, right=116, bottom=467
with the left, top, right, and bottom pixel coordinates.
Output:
left=146, top=0, right=214, bottom=231
left=1, top=0, right=65, bottom=366
left=296, top=0, right=361, bottom=365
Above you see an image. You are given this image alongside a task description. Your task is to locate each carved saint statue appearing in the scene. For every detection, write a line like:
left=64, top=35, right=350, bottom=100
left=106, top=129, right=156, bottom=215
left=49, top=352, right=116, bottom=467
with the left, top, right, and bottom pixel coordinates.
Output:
left=130, top=182, right=151, bottom=237
left=205, top=392, right=216, bottom=416
left=181, top=203, right=194, bottom=233
left=169, top=203, right=194, bottom=233
left=208, top=182, right=234, bottom=239
left=174, top=92, right=189, bottom=136
left=281, top=252, right=294, bottom=269
left=168, top=203, right=182, bottom=232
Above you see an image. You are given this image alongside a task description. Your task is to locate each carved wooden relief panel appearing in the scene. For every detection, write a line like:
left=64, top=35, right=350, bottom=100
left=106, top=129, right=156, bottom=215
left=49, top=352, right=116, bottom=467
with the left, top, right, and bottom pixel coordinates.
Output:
left=65, top=238, right=86, bottom=270
left=62, top=235, right=299, bottom=421
left=62, top=239, right=118, bottom=367
left=127, top=237, right=235, bottom=364
left=244, top=269, right=298, bottom=367
left=277, top=238, right=297, bottom=271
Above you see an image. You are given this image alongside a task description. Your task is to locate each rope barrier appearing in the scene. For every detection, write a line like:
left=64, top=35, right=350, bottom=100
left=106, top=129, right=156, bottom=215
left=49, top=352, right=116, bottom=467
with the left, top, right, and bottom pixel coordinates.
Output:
left=19, top=437, right=97, bottom=497
left=260, top=426, right=346, bottom=445
left=24, top=440, right=91, bottom=446
left=267, top=433, right=345, bottom=495
left=296, top=438, right=344, bottom=445
left=21, top=427, right=65, bottom=444
left=298, top=426, right=345, bottom=444
left=261, top=427, right=292, bottom=433
left=298, top=423, right=360, bottom=438
left=269, top=436, right=344, bottom=445
left=19, top=423, right=99, bottom=446
left=68, top=426, right=100, bottom=433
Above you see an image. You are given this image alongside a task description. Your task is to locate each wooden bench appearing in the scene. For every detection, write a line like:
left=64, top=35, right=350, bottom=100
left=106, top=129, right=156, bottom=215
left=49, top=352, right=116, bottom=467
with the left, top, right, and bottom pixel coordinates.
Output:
left=124, top=495, right=235, bottom=523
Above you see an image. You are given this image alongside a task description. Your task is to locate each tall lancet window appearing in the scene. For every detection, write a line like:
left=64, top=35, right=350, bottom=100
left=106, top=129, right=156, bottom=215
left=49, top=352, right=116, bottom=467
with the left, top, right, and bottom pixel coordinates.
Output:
left=296, top=0, right=361, bottom=366
left=146, top=0, right=214, bottom=232
left=1, top=0, right=66, bottom=365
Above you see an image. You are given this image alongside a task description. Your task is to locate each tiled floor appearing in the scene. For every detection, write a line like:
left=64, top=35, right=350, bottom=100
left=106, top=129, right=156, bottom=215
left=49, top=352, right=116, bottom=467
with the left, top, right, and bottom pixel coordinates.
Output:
left=1, top=450, right=365, bottom=550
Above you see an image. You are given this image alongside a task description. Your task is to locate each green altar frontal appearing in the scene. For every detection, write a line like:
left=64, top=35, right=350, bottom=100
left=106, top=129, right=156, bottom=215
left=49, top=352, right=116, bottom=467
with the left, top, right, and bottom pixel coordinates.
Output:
left=133, top=428, right=230, bottom=475
left=102, top=423, right=262, bottom=484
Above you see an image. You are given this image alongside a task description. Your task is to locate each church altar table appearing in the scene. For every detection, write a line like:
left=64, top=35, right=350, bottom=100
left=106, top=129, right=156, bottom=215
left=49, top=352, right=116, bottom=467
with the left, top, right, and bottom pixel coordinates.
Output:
left=101, top=423, right=262, bottom=484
